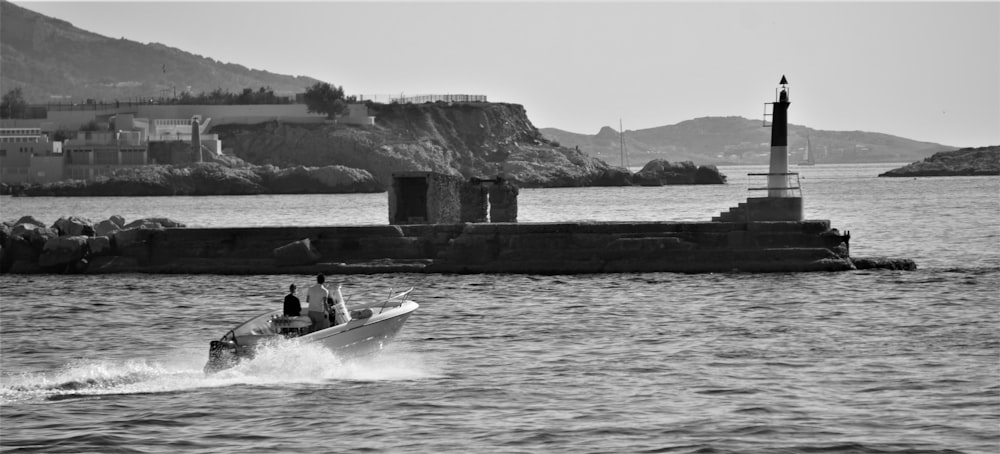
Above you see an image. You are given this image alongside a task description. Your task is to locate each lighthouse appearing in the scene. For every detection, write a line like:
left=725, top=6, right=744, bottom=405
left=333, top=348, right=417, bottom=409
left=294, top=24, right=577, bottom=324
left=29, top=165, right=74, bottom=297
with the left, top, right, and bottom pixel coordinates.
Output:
left=710, top=76, right=804, bottom=222
left=768, top=75, right=791, bottom=197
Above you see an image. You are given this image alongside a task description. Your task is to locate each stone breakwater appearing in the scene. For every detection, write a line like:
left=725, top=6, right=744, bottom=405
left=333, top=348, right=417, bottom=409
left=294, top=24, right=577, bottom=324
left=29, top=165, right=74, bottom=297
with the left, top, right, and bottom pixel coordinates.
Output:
left=1, top=216, right=915, bottom=274
left=1, top=215, right=187, bottom=274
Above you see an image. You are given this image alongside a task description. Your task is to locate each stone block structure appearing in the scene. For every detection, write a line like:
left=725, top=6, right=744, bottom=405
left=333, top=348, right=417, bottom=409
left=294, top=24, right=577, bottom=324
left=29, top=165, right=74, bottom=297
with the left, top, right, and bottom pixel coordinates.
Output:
left=388, top=171, right=465, bottom=224
left=389, top=172, right=521, bottom=225
left=488, top=178, right=519, bottom=223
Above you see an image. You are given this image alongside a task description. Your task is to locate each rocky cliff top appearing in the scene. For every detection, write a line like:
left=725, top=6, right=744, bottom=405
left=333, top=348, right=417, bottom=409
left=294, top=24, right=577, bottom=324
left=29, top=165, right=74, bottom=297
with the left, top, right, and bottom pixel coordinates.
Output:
left=216, top=101, right=632, bottom=188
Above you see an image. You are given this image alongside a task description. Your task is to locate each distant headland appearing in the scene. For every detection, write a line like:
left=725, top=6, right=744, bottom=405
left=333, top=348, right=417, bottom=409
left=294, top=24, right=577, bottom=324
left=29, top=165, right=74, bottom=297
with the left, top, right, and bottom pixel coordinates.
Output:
left=1, top=100, right=728, bottom=196
left=879, top=146, right=1000, bottom=177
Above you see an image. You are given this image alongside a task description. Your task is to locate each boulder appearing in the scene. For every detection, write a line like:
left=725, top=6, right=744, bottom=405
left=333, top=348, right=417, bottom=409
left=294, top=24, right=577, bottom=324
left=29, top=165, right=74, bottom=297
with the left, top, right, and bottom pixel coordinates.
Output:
left=124, top=217, right=185, bottom=229
left=13, top=216, right=45, bottom=229
left=39, top=235, right=89, bottom=269
left=95, top=219, right=121, bottom=237
left=11, top=224, right=59, bottom=247
left=0, top=222, right=10, bottom=248
left=273, top=238, right=322, bottom=267
left=110, top=215, right=126, bottom=228
left=2, top=236, right=39, bottom=269
left=87, top=236, right=112, bottom=256
left=123, top=220, right=163, bottom=231
left=52, top=216, right=95, bottom=237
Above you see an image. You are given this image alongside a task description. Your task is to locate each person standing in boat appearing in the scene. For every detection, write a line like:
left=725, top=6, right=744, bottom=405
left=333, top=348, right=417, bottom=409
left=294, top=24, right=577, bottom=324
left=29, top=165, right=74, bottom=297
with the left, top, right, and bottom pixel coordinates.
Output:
left=306, top=274, right=332, bottom=332
left=283, top=284, right=301, bottom=317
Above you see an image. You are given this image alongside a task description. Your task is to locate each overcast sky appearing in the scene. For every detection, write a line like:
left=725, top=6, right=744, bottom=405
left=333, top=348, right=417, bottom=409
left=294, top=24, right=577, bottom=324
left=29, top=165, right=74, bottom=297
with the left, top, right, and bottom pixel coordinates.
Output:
left=18, top=1, right=1000, bottom=147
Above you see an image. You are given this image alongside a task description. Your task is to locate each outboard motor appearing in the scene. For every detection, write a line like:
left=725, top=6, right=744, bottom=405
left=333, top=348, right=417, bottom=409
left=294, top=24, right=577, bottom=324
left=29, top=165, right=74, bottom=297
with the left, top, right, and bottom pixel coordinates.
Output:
left=204, top=340, right=238, bottom=374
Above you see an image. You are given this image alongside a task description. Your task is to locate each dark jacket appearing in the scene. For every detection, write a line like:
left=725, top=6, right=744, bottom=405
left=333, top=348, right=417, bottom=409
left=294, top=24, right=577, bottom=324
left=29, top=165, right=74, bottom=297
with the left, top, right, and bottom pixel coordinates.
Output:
left=283, top=294, right=301, bottom=316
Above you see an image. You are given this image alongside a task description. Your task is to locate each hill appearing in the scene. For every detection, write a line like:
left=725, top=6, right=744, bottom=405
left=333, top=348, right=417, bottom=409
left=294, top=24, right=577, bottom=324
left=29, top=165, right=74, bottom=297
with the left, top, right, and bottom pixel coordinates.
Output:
left=878, top=146, right=1000, bottom=177
left=541, top=116, right=955, bottom=166
left=0, top=0, right=320, bottom=102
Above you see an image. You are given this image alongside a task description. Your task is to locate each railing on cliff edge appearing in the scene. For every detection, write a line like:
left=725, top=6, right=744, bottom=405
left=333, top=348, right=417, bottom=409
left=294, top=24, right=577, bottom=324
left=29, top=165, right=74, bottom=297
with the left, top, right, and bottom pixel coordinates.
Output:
left=355, top=94, right=487, bottom=104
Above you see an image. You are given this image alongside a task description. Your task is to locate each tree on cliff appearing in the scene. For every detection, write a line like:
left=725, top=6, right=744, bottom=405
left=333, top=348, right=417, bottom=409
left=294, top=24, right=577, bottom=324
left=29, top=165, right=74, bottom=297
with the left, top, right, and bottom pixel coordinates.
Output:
left=303, top=82, right=348, bottom=118
left=1, top=88, right=28, bottom=119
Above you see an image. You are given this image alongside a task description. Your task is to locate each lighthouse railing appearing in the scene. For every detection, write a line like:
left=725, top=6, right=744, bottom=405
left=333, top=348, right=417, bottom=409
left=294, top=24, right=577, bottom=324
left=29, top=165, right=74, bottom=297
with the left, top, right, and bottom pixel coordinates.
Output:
left=746, top=172, right=802, bottom=197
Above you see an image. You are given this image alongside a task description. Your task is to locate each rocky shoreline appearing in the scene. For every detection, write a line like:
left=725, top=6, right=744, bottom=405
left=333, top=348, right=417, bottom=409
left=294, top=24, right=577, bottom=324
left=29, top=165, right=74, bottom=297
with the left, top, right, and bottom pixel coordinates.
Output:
left=3, top=163, right=383, bottom=197
left=879, top=145, right=999, bottom=177
left=2, top=215, right=186, bottom=274
left=3, top=159, right=727, bottom=197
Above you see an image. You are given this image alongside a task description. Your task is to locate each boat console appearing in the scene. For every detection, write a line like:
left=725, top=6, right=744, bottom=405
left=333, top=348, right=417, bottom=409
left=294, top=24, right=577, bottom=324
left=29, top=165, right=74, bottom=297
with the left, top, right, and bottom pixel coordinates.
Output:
left=269, top=315, right=313, bottom=337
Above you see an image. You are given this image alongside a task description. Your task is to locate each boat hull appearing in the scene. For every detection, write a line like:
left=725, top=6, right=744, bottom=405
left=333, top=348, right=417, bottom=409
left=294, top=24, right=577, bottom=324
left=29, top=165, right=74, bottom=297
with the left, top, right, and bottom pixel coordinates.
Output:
left=301, top=303, right=416, bottom=358
left=204, top=299, right=418, bottom=374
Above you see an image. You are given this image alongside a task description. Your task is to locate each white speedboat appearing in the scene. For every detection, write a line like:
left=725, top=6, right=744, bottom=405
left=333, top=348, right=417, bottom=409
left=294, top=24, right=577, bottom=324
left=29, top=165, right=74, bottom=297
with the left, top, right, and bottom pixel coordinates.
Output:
left=204, top=288, right=418, bottom=374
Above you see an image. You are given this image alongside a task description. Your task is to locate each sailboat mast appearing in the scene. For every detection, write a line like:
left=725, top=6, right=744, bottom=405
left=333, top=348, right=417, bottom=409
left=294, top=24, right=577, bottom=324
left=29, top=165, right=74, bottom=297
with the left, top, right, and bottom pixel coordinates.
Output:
left=619, top=119, right=624, bottom=167
left=619, top=118, right=629, bottom=168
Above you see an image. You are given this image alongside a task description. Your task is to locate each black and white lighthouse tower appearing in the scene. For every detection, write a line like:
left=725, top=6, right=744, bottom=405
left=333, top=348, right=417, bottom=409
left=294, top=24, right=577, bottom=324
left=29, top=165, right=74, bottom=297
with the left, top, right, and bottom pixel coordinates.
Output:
left=711, top=76, right=804, bottom=222
left=768, top=75, right=791, bottom=197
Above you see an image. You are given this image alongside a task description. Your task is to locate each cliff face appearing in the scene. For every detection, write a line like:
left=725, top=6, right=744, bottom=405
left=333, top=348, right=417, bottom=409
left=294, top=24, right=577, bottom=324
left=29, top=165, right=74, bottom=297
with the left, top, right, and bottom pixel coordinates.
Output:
left=215, top=102, right=631, bottom=188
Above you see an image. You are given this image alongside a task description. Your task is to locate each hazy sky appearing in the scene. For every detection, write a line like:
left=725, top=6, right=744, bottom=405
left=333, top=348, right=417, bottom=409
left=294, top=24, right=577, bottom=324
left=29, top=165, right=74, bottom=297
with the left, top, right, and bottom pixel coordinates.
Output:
left=17, top=1, right=1000, bottom=147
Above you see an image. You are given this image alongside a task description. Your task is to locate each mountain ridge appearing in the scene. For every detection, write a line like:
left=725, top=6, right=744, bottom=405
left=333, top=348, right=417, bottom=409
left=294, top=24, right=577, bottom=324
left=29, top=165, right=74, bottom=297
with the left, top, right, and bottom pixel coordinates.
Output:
left=541, top=116, right=955, bottom=166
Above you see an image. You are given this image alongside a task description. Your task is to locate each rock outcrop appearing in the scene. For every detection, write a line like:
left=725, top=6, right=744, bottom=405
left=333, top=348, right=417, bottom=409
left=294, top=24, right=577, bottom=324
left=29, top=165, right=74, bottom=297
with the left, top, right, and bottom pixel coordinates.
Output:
left=261, top=165, right=383, bottom=194
left=633, top=160, right=727, bottom=185
left=273, top=238, right=322, bottom=267
left=215, top=102, right=635, bottom=189
left=879, top=146, right=999, bottom=177
left=19, top=162, right=382, bottom=196
left=851, top=256, right=917, bottom=271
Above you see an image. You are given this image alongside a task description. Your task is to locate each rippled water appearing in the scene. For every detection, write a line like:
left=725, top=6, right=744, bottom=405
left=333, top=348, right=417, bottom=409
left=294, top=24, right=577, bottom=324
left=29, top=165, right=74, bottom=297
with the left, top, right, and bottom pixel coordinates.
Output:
left=1, top=164, right=998, bottom=453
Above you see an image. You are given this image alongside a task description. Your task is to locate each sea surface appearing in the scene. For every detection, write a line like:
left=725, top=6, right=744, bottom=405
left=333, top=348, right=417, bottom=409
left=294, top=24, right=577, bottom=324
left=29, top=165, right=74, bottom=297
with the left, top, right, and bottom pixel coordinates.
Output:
left=1, top=163, right=998, bottom=453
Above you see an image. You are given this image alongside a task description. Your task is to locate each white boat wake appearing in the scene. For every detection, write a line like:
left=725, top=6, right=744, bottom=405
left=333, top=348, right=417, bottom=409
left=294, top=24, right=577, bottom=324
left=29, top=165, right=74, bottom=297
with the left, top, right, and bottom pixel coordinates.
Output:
left=0, top=343, right=436, bottom=404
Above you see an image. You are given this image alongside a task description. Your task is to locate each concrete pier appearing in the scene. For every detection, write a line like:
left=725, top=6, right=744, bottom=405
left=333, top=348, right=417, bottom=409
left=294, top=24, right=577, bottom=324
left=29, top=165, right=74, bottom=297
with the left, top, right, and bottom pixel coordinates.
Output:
left=66, top=219, right=856, bottom=275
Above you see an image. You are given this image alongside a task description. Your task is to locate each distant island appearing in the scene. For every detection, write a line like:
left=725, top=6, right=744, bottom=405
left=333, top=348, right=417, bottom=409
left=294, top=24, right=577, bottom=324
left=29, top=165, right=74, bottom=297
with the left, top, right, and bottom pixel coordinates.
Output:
left=878, top=146, right=1000, bottom=177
